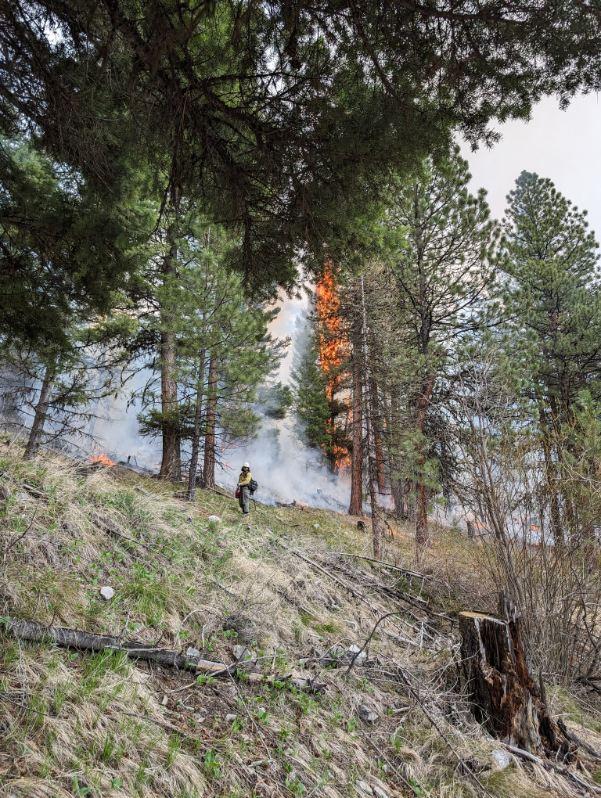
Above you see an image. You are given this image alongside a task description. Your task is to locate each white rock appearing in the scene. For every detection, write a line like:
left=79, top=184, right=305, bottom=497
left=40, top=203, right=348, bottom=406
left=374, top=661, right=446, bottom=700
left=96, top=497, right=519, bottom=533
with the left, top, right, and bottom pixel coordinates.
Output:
left=491, top=748, right=512, bottom=771
left=208, top=515, right=221, bottom=524
left=99, top=586, right=114, bottom=601
left=356, top=781, right=374, bottom=796
left=186, top=646, right=201, bottom=659
left=357, top=704, right=379, bottom=723
left=372, top=786, right=390, bottom=798
left=348, top=644, right=367, bottom=664
left=225, top=713, right=237, bottom=723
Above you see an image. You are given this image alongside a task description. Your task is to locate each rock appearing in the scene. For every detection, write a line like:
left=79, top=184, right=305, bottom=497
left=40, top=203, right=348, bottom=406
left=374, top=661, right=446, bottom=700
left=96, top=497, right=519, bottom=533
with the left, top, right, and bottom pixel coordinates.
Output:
left=161, top=694, right=169, bottom=706
left=371, top=785, right=390, bottom=798
left=348, top=644, right=367, bottom=665
left=186, top=646, right=201, bottom=659
left=357, top=704, right=379, bottom=724
left=186, top=515, right=193, bottom=523
left=233, top=644, right=255, bottom=662
left=225, top=713, right=237, bottom=723
left=491, top=748, right=512, bottom=771
left=356, top=780, right=373, bottom=795
left=0, top=483, right=11, bottom=501
left=99, top=586, right=114, bottom=601
left=207, top=515, right=221, bottom=525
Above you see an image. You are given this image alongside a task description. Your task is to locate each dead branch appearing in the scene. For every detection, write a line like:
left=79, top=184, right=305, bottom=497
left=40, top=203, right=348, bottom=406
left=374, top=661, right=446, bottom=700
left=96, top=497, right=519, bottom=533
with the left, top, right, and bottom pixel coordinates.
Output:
left=504, top=744, right=601, bottom=795
left=334, top=551, right=430, bottom=582
left=274, top=539, right=368, bottom=602
left=329, top=559, right=453, bottom=623
left=3, top=618, right=325, bottom=691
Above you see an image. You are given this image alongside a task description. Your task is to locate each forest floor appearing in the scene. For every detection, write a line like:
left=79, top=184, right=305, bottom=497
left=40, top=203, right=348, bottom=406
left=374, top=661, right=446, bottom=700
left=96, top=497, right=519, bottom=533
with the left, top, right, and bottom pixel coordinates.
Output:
left=1, top=436, right=600, bottom=798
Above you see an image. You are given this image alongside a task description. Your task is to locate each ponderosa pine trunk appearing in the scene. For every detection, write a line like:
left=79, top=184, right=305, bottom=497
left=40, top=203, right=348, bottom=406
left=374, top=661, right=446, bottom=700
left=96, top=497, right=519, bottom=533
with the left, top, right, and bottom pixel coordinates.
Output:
left=538, top=404, right=564, bottom=546
left=202, top=353, right=217, bottom=489
left=186, top=350, right=206, bottom=501
left=159, top=228, right=181, bottom=482
left=359, top=275, right=383, bottom=558
left=369, top=376, right=386, bottom=494
left=348, top=304, right=363, bottom=516
left=414, top=373, right=435, bottom=557
left=23, top=361, right=55, bottom=460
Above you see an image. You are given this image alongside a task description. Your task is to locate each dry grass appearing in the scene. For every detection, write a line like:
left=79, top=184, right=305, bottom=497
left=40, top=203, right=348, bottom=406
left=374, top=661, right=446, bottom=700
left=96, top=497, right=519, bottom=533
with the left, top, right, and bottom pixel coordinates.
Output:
left=1, top=437, right=599, bottom=798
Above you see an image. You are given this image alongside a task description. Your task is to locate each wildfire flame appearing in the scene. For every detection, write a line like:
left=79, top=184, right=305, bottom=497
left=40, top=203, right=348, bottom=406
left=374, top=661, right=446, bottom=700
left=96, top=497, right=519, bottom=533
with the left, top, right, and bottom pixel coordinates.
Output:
left=315, top=263, right=349, bottom=400
left=315, top=262, right=351, bottom=470
left=89, top=453, right=116, bottom=467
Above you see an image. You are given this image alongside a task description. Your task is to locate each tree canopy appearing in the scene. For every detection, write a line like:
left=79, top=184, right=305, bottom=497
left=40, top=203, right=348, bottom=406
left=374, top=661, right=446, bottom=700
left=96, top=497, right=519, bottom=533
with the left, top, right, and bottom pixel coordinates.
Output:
left=3, top=1, right=601, bottom=291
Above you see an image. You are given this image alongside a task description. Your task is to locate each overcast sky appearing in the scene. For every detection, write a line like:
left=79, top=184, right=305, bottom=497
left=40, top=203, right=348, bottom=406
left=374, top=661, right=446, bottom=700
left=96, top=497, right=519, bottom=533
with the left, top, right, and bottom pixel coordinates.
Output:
left=460, top=93, right=601, bottom=242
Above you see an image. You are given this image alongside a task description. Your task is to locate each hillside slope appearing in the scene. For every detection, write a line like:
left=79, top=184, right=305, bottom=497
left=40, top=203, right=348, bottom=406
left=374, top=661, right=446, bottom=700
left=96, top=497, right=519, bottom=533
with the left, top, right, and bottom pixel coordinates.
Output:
left=1, top=440, right=599, bottom=798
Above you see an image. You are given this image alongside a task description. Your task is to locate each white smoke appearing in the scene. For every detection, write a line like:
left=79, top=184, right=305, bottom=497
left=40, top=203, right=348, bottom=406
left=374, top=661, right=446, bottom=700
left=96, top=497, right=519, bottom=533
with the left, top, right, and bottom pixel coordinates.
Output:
left=80, top=289, right=351, bottom=510
left=88, top=367, right=161, bottom=469
left=222, top=287, right=351, bottom=509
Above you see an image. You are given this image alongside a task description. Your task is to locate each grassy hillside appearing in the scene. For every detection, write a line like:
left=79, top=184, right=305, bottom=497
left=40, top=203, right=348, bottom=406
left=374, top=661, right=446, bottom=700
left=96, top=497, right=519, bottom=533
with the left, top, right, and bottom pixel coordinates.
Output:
left=1, top=439, right=599, bottom=798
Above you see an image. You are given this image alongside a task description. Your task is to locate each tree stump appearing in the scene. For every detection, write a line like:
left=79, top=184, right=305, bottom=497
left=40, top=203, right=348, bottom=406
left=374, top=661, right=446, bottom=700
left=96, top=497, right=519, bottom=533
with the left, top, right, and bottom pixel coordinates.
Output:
left=458, top=602, right=574, bottom=759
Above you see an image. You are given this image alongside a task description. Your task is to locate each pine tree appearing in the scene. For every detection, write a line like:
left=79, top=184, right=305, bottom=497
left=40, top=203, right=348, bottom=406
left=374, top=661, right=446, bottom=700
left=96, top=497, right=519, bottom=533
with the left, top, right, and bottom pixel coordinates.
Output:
left=139, top=219, right=278, bottom=496
left=499, top=172, right=601, bottom=542
left=292, top=328, right=332, bottom=454
left=382, top=148, right=497, bottom=556
left=0, top=137, right=149, bottom=458
left=0, top=137, right=152, bottom=351
left=4, top=2, right=601, bottom=293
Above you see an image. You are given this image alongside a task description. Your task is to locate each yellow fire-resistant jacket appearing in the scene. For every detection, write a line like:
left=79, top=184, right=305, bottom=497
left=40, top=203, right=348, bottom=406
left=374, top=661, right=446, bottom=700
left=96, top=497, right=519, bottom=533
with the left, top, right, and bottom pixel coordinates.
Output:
left=238, top=470, right=252, bottom=487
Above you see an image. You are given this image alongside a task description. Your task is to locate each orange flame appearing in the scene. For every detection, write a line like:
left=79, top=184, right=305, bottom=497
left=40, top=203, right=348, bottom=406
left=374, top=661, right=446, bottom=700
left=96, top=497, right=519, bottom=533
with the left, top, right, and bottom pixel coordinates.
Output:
left=315, top=262, right=351, bottom=470
left=89, top=453, right=116, bottom=467
left=315, top=263, right=349, bottom=400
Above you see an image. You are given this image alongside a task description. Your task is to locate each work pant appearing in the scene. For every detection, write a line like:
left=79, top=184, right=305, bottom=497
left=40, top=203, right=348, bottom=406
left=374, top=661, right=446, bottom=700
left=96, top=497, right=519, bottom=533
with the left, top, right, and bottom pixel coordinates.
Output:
left=238, top=485, right=250, bottom=514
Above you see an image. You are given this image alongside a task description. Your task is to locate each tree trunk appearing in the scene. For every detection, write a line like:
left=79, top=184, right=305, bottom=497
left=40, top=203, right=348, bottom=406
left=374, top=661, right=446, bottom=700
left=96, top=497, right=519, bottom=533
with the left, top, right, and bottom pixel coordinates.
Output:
left=159, top=228, right=181, bottom=482
left=415, top=481, right=429, bottom=553
left=202, top=352, right=218, bottom=489
left=389, top=388, right=407, bottom=520
left=370, top=376, right=386, bottom=494
left=414, top=373, right=435, bottom=557
left=538, top=403, right=564, bottom=546
left=348, top=307, right=363, bottom=516
left=359, top=275, right=383, bottom=558
left=23, top=362, right=55, bottom=460
left=186, top=350, right=206, bottom=501
left=458, top=596, right=574, bottom=758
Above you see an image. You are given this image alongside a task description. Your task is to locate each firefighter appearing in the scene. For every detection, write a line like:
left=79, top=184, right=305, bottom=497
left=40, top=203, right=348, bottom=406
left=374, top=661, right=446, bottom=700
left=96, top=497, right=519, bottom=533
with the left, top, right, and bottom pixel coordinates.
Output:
left=237, top=462, right=252, bottom=516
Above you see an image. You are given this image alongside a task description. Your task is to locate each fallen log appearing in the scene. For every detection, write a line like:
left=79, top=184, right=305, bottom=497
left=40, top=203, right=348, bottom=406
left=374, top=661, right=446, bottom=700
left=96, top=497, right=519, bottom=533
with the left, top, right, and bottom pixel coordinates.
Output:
left=458, top=596, right=575, bottom=759
left=4, top=618, right=325, bottom=692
